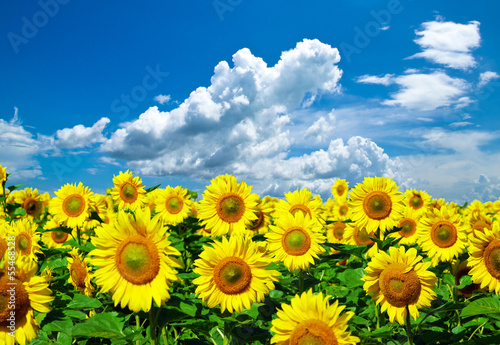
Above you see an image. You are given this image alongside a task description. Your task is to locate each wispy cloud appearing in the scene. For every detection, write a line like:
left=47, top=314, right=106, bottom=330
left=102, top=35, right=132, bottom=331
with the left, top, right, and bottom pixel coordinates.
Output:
left=154, top=94, right=171, bottom=104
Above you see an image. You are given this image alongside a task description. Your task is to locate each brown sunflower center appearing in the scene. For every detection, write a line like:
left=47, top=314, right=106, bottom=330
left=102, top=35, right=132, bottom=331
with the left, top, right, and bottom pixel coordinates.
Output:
left=23, top=197, right=39, bottom=216
left=379, top=262, right=421, bottom=308
left=16, top=233, right=31, bottom=255
left=338, top=205, right=349, bottom=216
left=289, top=204, right=312, bottom=218
left=120, top=182, right=138, bottom=204
left=363, top=191, right=392, bottom=220
left=484, top=240, right=500, bottom=280
left=116, top=235, right=160, bottom=284
left=0, top=238, right=7, bottom=259
left=250, top=210, right=265, bottom=231
left=290, top=319, right=338, bottom=345
left=410, top=195, right=423, bottom=209
left=213, top=256, right=252, bottom=295
left=472, top=219, right=492, bottom=234
left=217, top=193, right=246, bottom=223
left=353, top=227, right=375, bottom=246
left=0, top=276, right=30, bottom=324
left=331, top=223, right=346, bottom=241
left=430, top=220, right=457, bottom=248
left=399, top=218, right=417, bottom=238
left=336, top=185, right=345, bottom=196
left=70, top=258, right=88, bottom=289
left=165, top=196, right=183, bottom=214
left=51, top=230, right=69, bottom=244
left=63, top=194, right=86, bottom=217
left=282, top=227, right=311, bottom=256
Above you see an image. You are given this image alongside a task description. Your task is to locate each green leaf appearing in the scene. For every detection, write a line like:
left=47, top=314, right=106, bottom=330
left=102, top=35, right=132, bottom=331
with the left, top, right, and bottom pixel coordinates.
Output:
left=7, top=184, right=25, bottom=192
left=461, top=297, right=500, bottom=318
left=71, top=312, right=125, bottom=339
left=338, top=268, right=365, bottom=289
left=67, top=294, right=103, bottom=309
left=145, top=184, right=161, bottom=193
left=13, top=207, right=27, bottom=217
left=457, top=275, right=473, bottom=289
left=180, top=301, right=197, bottom=317
left=63, top=309, right=88, bottom=320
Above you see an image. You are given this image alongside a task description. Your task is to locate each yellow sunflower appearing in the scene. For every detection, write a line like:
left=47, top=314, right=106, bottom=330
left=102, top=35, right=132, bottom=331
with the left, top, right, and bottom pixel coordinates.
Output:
left=464, top=200, right=487, bottom=220
left=326, top=221, right=347, bottom=245
left=275, top=188, right=325, bottom=225
left=154, top=186, right=193, bottom=226
left=0, top=164, right=6, bottom=184
left=193, top=235, right=279, bottom=313
left=468, top=222, right=500, bottom=294
left=349, top=177, right=405, bottom=235
left=110, top=170, right=146, bottom=210
left=332, top=179, right=349, bottom=200
left=343, top=222, right=379, bottom=258
left=90, top=207, right=181, bottom=313
left=11, top=188, right=46, bottom=220
left=10, top=218, right=42, bottom=261
left=467, top=213, right=493, bottom=240
left=389, top=207, right=421, bottom=246
left=42, top=218, right=71, bottom=248
left=266, top=211, right=325, bottom=272
left=143, top=188, right=160, bottom=213
left=428, top=198, right=446, bottom=213
left=271, top=288, right=360, bottom=345
left=67, top=248, right=94, bottom=297
left=49, top=182, right=93, bottom=229
left=0, top=256, right=54, bottom=345
left=247, top=198, right=273, bottom=235
left=362, top=246, right=437, bottom=325
left=418, top=205, right=468, bottom=266
left=404, top=189, right=431, bottom=216
left=197, top=174, right=260, bottom=237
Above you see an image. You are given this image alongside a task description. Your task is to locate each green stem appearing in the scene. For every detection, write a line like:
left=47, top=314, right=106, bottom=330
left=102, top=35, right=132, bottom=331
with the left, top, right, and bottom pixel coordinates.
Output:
left=162, top=326, right=169, bottom=345
left=135, top=314, right=140, bottom=345
left=223, top=321, right=230, bottom=345
left=405, top=305, right=414, bottom=345
left=149, top=307, right=157, bottom=345
left=77, top=226, right=81, bottom=246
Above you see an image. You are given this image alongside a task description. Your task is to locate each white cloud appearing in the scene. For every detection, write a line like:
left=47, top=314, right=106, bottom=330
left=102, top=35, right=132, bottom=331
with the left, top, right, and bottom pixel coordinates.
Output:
left=305, top=111, right=336, bottom=143
left=449, top=121, right=473, bottom=128
left=467, top=174, right=500, bottom=203
left=408, top=20, right=481, bottom=70
left=382, top=72, right=469, bottom=110
left=356, top=74, right=394, bottom=86
left=56, top=117, right=110, bottom=149
left=478, top=71, right=500, bottom=88
left=154, top=94, right=171, bottom=104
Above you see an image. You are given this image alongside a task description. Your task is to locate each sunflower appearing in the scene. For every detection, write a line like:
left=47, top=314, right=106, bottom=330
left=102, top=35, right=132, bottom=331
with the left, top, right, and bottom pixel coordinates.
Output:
left=10, top=218, right=42, bottom=261
left=389, top=207, right=421, bottom=246
left=270, top=288, right=360, bottom=345
left=193, top=235, right=279, bottom=313
left=349, top=177, right=405, bottom=235
left=428, top=198, right=446, bottom=213
left=467, top=214, right=493, bottom=240
left=275, top=188, right=325, bottom=225
left=326, top=221, right=347, bottom=245
left=418, top=205, right=468, bottom=266
left=41, top=217, right=71, bottom=249
left=247, top=197, right=273, bottom=235
left=362, top=246, right=437, bottom=325
left=90, top=207, right=182, bottom=313
left=0, top=164, right=6, bottom=184
left=67, top=248, right=94, bottom=297
left=332, top=179, right=349, bottom=200
left=110, top=170, right=146, bottom=210
left=154, top=186, right=193, bottom=226
left=49, top=182, right=93, bottom=229
left=464, top=200, right=487, bottom=220
left=404, top=189, right=431, bottom=216
left=468, top=222, right=500, bottom=294
left=0, top=256, right=54, bottom=345
left=143, top=188, right=160, bottom=213
left=11, top=188, right=46, bottom=220
left=343, top=222, right=379, bottom=258
left=197, top=174, right=260, bottom=237
left=452, top=259, right=481, bottom=298
left=266, top=211, right=325, bottom=272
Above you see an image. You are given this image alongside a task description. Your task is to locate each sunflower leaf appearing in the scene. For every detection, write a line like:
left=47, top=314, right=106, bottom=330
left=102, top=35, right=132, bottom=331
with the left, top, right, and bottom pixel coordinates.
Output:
left=145, top=184, right=161, bottom=193
left=460, top=297, right=500, bottom=318
left=67, top=294, right=103, bottom=309
left=7, top=183, right=25, bottom=192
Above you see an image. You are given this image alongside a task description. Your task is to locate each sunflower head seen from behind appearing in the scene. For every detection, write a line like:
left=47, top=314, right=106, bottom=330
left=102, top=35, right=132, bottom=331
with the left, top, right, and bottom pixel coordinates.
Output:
left=197, top=174, right=260, bottom=237
left=193, top=235, right=280, bottom=313
left=271, top=288, right=360, bottom=345
left=363, top=246, right=437, bottom=325
left=90, top=207, right=182, bottom=313
left=110, top=170, right=146, bottom=210
left=349, top=176, right=405, bottom=235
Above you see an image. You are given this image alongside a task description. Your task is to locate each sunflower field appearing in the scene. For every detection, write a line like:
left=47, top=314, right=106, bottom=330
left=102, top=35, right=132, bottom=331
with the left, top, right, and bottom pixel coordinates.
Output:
left=2, top=163, right=500, bottom=345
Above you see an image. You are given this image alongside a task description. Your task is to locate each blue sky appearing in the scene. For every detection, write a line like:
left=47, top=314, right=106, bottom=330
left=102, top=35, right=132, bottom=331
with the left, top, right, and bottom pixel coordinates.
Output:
left=1, top=0, right=500, bottom=203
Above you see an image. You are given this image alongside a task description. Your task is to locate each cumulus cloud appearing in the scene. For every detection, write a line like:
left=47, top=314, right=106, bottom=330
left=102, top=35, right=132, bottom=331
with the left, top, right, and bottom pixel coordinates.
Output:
left=305, top=111, right=336, bottom=143
left=55, top=117, right=110, bottom=149
left=467, top=174, right=500, bottom=203
left=408, top=20, right=481, bottom=70
left=154, top=94, right=171, bottom=104
left=356, top=74, right=394, bottom=86
left=382, top=72, right=469, bottom=110
left=478, top=71, right=500, bottom=88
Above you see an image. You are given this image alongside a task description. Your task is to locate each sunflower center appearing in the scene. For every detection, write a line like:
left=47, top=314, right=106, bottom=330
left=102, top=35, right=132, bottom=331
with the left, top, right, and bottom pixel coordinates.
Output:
left=472, top=220, right=491, bottom=234
left=363, top=191, right=392, bottom=220
left=336, top=185, right=345, bottom=196
left=332, top=223, right=346, bottom=241
left=399, top=218, right=417, bottom=238
left=213, top=257, right=252, bottom=295
left=63, top=194, right=86, bottom=217
left=165, top=196, right=183, bottom=214
left=0, top=238, right=7, bottom=259
left=51, top=230, right=69, bottom=244
left=410, top=195, right=423, bottom=209
left=338, top=205, right=348, bottom=216
left=484, top=240, right=500, bottom=280
left=217, top=194, right=246, bottom=223
left=16, top=233, right=31, bottom=255
left=116, top=235, right=160, bottom=285
left=289, top=204, right=312, bottom=218
left=250, top=210, right=264, bottom=231
left=430, top=221, right=457, bottom=248
left=290, top=319, right=338, bottom=345
left=0, top=276, right=30, bottom=324
left=379, top=262, right=421, bottom=308
left=282, top=228, right=311, bottom=256
left=120, top=182, right=138, bottom=203
left=354, top=227, right=375, bottom=246
left=70, top=259, right=88, bottom=289
left=24, top=197, right=39, bottom=215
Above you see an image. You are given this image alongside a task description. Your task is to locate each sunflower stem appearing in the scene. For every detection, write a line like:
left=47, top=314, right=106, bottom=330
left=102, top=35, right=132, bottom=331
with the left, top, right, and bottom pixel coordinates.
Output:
left=149, top=307, right=158, bottom=345
left=162, top=326, right=169, bottom=345
left=223, top=321, right=230, bottom=345
left=405, top=305, right=414, bottom=345
left=77, top=226, right=81, bottom=246
left=135, top=314, right=141, bottom=345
